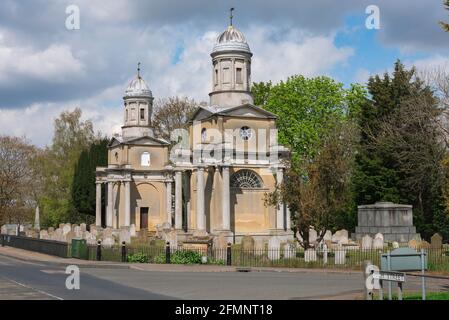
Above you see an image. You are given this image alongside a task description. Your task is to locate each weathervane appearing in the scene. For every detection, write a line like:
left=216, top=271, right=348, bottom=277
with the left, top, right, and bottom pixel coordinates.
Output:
left=137, top=62, right=141, bottom=78
left=230, top=7, right=235, bottom=26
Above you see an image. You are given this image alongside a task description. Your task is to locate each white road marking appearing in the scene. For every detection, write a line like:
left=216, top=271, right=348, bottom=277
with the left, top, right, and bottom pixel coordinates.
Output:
left=40, top=269, right=66, bottom=274
left=2, top=277, right=64, bottom=300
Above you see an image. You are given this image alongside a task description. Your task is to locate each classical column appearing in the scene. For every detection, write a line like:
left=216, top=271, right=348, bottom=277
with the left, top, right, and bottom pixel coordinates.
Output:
left=175, top=171, right=183, bottom=230
left=107, top=182, right=113, bottom=228
left=196, top=166, right=206, bottom=231
left=286, top=205, right=291, bottom=231
left=95, top=183, right=102, bottom=227
left=124, top=181, right=131, bottom=227
left=166, top=180, right=173, bottom=226
left=222, top=165, right=231, bottom=230
left=276, top=167, right=285, bottom=230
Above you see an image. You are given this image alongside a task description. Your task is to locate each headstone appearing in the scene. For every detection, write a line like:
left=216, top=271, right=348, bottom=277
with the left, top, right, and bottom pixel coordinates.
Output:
left=167, top=230, right=178, bottom=250
left=34, top=206, right=40, bottom=231
left=213, top=234, right=227, bottom=261
left=85, top=231, right=97, bottom=245
left=392, top=241, right=400, bottom=249
left=254, top=239, right=265, bottom=256
left=103, top=227, right=113, bottom=239
left=309, top=228, right=317, bottom=245
left=90, top=225, right=98, bottom=237
left=335, top=248, right=346, bottom=265
left=332, top=230, right=349, bottom=245
left=39, top=230, right=49, bottom=240
left=130, top=224, right=136, bottom=237
left=241, top=235, right=255, bottom=251
left=119, top=227, right=131, bottom=244
left=431, top=233, right=443, bottom=249
left=374, top=233, right=384, bottom=242
left=65, top=231, right=76, bottom=244
left=62, top=224, right=71, bottom=236
left=80, top=223, right=87, bottom=232
left=418, top=240, right=431, bottom=250
left=323, top=230, right=332, bottom=242
left=323, top=244, right=328, bottom=264
left=102, top=237, right=115, bottom=247
left=74, top=226, right=82, bottom=238
left=408, top=239, right=418, bottom=249
left=71, top=224, right=79, bottom=232
left=361, top=235, right=373, bottom=249
left=54, top=228, right=64, bottom=241
left=372, top=237, right=384, bottom=249
left=284, top=243, right=295, bottom=259
left=48, top=227, right=54, bottom=233
left=268, top=237, right=281, bottom=260
left=304, top=249, right=317, bottom=262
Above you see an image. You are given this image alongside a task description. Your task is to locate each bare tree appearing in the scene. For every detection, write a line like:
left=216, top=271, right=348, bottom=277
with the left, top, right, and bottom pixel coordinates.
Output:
left=0, top=136, right=38, bottom=226
left=152, top=97, right=198, bottom=142
left=266, top=121, right=357, bottom=249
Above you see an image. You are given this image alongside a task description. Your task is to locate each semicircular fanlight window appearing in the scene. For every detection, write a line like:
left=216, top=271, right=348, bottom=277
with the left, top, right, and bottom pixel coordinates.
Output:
left=230, top=170, right=263, bottom=189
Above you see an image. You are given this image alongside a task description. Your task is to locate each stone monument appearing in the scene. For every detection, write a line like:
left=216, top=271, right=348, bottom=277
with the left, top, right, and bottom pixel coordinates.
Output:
left=353, top=202, right=420, bottom=243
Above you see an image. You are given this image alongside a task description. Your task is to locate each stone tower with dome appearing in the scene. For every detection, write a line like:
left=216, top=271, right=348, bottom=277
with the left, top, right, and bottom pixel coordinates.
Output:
left=95, top=13, right=293, bottom=244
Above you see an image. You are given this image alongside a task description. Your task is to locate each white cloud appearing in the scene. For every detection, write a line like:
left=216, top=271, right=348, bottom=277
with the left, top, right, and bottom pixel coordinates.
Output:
left=0, top=43, right=85, bottom=84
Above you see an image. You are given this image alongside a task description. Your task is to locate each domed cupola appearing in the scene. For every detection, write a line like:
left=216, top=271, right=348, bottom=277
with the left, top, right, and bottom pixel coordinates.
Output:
left=122, top=63, right=154, bottom=139
left=125, top=75, right=153, bottom=98
left=212, top=25, right=251, bottom=55
left=209, top=9, right=254, bottom=107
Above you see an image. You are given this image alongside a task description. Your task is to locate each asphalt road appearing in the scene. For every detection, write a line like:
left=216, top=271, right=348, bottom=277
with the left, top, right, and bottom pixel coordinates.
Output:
left=0, top=254, right=365, bottom=300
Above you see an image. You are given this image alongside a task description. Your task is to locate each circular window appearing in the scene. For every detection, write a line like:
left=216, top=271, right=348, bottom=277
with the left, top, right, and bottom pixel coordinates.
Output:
left=240, top=126, right=252, bottom=141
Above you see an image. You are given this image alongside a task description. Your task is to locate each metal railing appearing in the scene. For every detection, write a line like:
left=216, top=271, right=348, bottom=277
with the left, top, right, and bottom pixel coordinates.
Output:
left=1, top=234, right=70, bottom=258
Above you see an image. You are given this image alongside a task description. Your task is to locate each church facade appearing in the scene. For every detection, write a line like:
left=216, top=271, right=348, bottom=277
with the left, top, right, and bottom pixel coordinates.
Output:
left=95, top=22, right=293, bottom=243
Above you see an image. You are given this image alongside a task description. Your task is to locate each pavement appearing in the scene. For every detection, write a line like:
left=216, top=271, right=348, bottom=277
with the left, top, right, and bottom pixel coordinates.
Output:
left=0, top=246, right=447, bottom=300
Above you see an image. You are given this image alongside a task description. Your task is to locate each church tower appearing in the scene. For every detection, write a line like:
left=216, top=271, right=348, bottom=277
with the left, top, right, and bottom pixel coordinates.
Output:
left=122, top=64, right=154, bottom=139
left=209, top=10, right=254, bottom=107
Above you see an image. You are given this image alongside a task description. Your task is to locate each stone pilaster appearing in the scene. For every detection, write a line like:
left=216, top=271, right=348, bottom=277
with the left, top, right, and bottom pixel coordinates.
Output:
left=107, top=182, right=113, bottom=228
left=124, top=181, right=131, bottom=227
left=175, top=170, right=183, bottom=230
left=276, top=167, right=285, bottom=230
left=96, top=182, right=102, bottom=227
left=196, top=166, right=206, bottom=231
left=221, top=165, right=231, bottom=230
left=166, top=180, right=173, bottom=226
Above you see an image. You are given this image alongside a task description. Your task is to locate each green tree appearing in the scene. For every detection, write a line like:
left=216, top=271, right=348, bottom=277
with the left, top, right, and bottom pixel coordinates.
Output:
left=38, top=108, right=95, bottom=227
left=72, top=139, right=108, bottom=220
left=253, top=75, right=366, bottom=165
left=353, top=61, right=447, bottom=239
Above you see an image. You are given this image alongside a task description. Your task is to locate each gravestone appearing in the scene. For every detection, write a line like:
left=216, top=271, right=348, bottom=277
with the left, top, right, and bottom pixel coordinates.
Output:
left=90, top=225, right=99, bottom=237
left=213, top=234, right=227, bottom=261
left=71, top=224, right=79, bottom=232
left=418, top=240, right=431, bottom=250
left=304, top=249, right=317, bottom=262
left=254, top=239, right=265, bottom=256
left=361, top=235, right=373, bottom=249
left=332, top=230, right=349, bottom=245
left=392, top=241, right=400, bottom=249
left=167, top=230, right=178, bottom=250
left=102, top=237, right=115, bottom=247
left=85, top=231, right=97, bottom=245
left=408, top=239, right=418, bottom=249
left=48, top=227, right=54, bottom=233
left=103, top=227, right=113, bottom=239
left=268, top=237, right=280, bottom=260
left=323, top=243, right=328, bottom=264
left=374, top=233, right=384, bottom=242
left=62, top=224, right=71, bottom=236
left=284, top=243, right=295, bottom=259
left=309, top=228, right=317, bottom=245
left=80, top=223, right=87, bottom=232
left=130, top=224, right=136, bottom=237
left=39, top=230, right=49, bottom=240
left=65, top=231, right=76, bottom=244
left=74, top=226, right=82, bottom=238
left=335, top=248, right=346, bottom=265
left=241, top=235, right=255, bottom=251
left=431, top=233, right=442, bottom=249
left=372, top=237, right=384, bottom=249
left=119, top=227, right=131, bottom=244
left=323, top=230, right=332, bottom=242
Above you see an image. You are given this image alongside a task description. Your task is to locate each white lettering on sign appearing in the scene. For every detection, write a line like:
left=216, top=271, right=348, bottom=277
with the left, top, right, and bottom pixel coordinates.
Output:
left=373, top=271, right=405, bottom=283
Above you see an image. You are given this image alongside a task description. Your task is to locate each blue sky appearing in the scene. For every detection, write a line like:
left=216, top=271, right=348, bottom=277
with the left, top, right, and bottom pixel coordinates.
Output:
left=0, top=0, right=448, bottom=146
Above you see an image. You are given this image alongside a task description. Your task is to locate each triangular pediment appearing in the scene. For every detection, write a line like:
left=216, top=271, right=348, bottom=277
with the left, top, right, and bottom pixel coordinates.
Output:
left=108, top=135, right=169, bottom=148
left=192, top=103, right=277, bottom=121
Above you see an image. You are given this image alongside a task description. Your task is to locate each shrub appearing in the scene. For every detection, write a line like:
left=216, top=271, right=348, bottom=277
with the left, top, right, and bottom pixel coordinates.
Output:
left=127, top=252, right=149, bottom=263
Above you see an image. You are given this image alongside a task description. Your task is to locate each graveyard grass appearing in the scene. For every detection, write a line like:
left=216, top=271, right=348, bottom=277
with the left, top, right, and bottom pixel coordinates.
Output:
left=374, top=292, right=449, bottom=300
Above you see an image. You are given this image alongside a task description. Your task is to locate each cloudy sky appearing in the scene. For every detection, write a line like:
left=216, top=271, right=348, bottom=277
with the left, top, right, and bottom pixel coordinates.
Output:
left=0, top=0, right=448, bottom=146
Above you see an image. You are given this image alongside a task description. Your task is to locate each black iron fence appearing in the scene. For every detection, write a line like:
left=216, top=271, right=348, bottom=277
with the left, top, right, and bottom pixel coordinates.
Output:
left=2, top=234, right=449, bottom=272
left=1, top=234, right=69, bottom=258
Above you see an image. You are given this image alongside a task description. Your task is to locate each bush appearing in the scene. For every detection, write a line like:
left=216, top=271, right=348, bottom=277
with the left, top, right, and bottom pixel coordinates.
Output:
left=171, top=250, right=203, bottom=264
left=127, top=252, right=149, bottom=263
